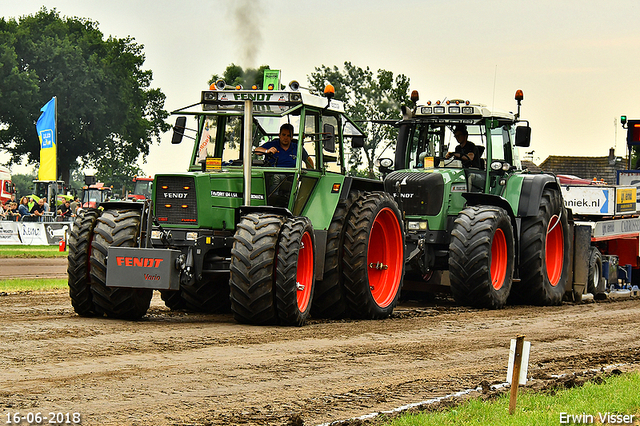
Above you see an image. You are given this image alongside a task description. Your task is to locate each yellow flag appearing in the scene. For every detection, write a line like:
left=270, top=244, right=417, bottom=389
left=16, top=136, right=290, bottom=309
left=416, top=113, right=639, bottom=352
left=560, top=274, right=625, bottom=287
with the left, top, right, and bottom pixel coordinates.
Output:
left=36, top=97, right=57, bottom=181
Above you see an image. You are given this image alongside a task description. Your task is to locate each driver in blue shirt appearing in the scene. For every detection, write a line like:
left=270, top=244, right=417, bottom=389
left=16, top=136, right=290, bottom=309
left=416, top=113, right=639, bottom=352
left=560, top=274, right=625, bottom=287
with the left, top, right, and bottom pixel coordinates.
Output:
left=255, top=123, right=314, bottom=168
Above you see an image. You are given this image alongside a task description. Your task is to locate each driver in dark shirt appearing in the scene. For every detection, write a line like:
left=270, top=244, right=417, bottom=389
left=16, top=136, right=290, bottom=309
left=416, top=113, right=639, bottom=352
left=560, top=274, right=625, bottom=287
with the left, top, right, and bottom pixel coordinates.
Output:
left=255, top=123, right=314, bottom=168
left=446, top=125, right=481, bottom=168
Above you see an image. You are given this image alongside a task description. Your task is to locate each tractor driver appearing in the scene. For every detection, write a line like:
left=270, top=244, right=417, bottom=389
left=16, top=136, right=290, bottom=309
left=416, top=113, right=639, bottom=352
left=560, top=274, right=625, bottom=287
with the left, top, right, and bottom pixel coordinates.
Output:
left=445, top=125, right=480, bottom=168
left=255, top=123, right=314, bottom=168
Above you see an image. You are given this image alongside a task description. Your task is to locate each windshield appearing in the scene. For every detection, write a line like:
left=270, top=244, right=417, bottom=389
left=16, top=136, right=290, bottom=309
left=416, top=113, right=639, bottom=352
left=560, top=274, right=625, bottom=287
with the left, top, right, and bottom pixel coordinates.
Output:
left=406, top=123, right=485, bottom=169
left=193, top=113, right=320, bottom=168
left=133, top=181, right=152, bottom=197
left=83, top=189, right=99, bottom=203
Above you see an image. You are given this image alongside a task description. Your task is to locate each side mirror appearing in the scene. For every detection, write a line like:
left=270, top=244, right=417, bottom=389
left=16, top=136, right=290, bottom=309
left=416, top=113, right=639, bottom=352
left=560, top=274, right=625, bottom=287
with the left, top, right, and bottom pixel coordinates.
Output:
left=351, top=136, right=365, bottom=148
left=515, top=126, right=531, bottom=147
left=172, top=116, right=187, bottom=144
left=323, top=123, right=336, bottom=153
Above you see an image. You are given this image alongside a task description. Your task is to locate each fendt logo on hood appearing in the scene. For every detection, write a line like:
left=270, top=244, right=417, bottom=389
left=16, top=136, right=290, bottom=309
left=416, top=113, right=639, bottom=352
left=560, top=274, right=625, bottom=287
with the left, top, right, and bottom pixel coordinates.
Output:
left=164, top=192, right=188, bottom=199
left=116, top=257, right=164, bottom=268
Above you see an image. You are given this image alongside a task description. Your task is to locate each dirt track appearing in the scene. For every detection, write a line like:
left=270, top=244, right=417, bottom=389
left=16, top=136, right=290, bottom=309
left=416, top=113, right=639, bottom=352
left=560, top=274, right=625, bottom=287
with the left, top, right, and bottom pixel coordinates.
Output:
left=2, top=277, right=640, bottom=426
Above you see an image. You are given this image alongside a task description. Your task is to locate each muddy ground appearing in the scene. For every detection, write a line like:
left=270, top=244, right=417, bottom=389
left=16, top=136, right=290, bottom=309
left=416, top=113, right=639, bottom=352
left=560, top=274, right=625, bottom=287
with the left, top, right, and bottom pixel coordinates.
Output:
left=2, top=258, right=640, bottom=425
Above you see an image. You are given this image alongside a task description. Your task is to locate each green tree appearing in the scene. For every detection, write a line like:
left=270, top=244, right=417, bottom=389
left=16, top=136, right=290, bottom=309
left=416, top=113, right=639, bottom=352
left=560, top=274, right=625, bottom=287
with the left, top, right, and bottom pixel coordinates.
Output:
left=0, top=8, right=169, bottom=184
left=308, top=62, right=410, bottom=178
left=10, top=172, right=37, bottom=199
left=209, top=64, right=272, bottom=89
left=93, top=137, right=144, bottom=197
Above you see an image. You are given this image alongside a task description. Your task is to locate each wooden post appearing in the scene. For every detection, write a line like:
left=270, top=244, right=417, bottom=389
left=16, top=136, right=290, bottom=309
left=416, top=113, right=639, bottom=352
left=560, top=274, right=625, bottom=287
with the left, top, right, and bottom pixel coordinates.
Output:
left=509, top=335, right=525, bottom=415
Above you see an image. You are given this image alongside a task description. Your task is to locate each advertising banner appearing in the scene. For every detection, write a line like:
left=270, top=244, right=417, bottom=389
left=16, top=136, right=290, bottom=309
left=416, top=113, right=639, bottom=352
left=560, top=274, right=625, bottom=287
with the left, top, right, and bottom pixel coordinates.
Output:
left=0, top=222, right=21, bottom=245
left=561, top=186, right=614, bottom=216
left=617, top=170, right=640, bottom=210
left=17, top=223, right=49, bottom=245
left=44, top=223, right=69, bottom=245
left=0, top=221, right=69, bottom=245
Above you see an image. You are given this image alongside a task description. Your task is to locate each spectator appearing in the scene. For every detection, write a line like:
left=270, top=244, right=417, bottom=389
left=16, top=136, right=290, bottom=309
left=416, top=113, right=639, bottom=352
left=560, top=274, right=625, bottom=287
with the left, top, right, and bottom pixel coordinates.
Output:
left=57, top=200, right=72, bottom=220
left=27, top=197, right=35, bottom=211
left=17, top=197, right=31, bottom=218
left=30, top=197, right=46, bottom=220
left=0, top=202, right=5, bottom=220
left=69, top=197, right=80, bottom=216
left=6, top=202, right=21, bottom=221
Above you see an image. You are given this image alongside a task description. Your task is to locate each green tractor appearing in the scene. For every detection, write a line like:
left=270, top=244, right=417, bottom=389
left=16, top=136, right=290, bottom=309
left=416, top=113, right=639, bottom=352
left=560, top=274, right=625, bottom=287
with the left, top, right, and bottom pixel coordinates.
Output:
left=381, top=90, right=570, bottom=308
left=67, top=76, right=405, bottom=325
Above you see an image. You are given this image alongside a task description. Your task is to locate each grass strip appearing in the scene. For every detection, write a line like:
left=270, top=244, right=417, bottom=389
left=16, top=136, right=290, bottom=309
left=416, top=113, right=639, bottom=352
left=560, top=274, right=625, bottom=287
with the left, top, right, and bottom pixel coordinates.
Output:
left=0, top=245, right=68, bottom=258
left=384, top=372, right=640, bottom=426
left=0, top=278, right=67, bottom=293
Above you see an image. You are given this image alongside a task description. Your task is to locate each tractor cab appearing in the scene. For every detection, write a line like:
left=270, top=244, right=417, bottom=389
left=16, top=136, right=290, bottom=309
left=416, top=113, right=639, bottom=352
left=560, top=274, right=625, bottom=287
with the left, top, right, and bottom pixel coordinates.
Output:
left=384, top=94, right=531, bottom=219
left=169, top=78, right=366, bottom=221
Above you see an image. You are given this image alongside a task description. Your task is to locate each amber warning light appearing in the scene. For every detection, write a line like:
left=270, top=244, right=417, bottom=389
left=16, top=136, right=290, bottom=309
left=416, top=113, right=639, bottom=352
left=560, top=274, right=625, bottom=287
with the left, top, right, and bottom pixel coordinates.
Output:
left=628, top=121, right=640, bottom=145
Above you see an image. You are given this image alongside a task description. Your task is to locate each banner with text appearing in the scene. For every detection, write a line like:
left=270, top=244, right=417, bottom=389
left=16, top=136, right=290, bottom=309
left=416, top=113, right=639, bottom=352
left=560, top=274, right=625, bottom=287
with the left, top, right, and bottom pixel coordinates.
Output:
left=0, top=222, right=21, bottom=245
left=36, top=96, right=57, bottom=181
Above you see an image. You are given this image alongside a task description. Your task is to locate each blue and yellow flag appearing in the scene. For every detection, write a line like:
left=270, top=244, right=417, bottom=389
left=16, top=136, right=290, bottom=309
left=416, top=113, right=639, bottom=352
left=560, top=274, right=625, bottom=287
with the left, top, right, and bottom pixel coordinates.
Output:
left=36, top=97, right=57, bottom=181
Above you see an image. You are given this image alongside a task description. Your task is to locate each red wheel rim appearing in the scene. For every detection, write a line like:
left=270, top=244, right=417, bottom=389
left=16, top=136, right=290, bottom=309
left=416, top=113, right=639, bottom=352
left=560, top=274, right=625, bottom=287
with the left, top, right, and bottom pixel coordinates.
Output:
left=296, top=231, right=313, bottom=312
left=545, top=215, right=564, bottom=286
left=490, top=228, right=507, bottom=290
left=367, top=207, right=403, bottom=308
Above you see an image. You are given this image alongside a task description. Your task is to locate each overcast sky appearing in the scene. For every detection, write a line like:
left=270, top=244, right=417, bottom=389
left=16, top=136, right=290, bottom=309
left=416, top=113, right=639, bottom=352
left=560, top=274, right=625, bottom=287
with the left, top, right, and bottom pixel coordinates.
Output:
left=2, top=0, right=640, bottom=176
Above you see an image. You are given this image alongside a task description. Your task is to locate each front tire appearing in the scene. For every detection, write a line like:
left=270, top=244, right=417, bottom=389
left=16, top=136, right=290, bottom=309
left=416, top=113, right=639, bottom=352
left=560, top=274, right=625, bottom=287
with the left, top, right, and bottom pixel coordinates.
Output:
left=67, top=209, right=101, bottom=316
left=229, top=213, right=283, bottom=325
left=89, top=209, right=153, bottom=319
left=513, top=188, right=570, bottom=305
left=275, top=217, right=315, bottom=326
left=449, top=206, right=514, bottom=309
left=343, top=192, right=404, bottom=319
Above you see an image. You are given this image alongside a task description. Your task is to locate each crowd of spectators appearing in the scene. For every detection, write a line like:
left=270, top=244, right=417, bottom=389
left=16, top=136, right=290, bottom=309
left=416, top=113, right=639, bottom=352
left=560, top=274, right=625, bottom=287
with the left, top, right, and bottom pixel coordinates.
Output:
left=1, top=194, right=81, bottom=222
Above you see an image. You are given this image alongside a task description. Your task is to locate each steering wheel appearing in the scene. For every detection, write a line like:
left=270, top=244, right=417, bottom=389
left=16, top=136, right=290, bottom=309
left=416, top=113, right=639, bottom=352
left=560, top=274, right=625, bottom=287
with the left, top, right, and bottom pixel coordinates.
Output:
left=264, top=152, right=277, bottom=167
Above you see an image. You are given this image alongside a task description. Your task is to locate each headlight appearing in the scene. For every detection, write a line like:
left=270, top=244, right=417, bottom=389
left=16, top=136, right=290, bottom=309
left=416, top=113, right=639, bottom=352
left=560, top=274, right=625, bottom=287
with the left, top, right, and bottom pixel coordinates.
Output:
left=380, top=158, right=393, bottom=168
left=151, top=230, right=162, bottom=239
left=433, top=106, right=445, bottom=114
left=448, top=106, right=460, bottom=113
left=421, top=107, right=432, bottom=114
left=462, top=106, right=474, bottom=114
left=186, top=232, right=198, bottom=241
left=407, top=221, right=428, bottom=231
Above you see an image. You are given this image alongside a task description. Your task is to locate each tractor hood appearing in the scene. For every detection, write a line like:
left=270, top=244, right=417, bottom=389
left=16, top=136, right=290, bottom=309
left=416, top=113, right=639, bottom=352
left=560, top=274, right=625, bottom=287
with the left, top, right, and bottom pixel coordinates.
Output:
left=384, top=170, right=445, bottom=216
left=154, top=171, right=271, bottom=229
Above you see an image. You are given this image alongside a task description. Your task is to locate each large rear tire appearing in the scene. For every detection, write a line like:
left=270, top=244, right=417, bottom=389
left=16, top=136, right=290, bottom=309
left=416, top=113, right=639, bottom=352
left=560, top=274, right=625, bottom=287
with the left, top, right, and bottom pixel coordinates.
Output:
left=89, top=209, right=153, bottom=319
left=67, top=209, right=101, bottom=316
left=449, top=206, right=514, bottom=309
left=311, top=192, right=359, bottom=319
left=513, top=188, right=570, bottom=305
left=275, top=217, right=315, bottom=326
left=343, top=192, right=404, bottom=319
left=229, top=213, right=283, bottom=325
